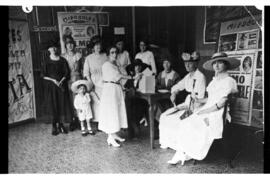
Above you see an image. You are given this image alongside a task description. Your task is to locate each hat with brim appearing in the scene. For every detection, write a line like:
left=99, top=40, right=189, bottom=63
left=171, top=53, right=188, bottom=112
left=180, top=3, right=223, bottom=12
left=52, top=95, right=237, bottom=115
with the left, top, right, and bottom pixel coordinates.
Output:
left=203, top=52, right=240, bottom=71
left=126, top=58, right=151, bottom=75
left=71, top=80, right=93, bottom=93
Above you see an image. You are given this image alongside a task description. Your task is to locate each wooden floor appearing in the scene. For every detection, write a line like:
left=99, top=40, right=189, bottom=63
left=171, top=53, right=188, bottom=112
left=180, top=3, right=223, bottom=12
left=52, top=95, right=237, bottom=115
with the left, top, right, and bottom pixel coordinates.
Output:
left=8, top=122, right=263, bottom=173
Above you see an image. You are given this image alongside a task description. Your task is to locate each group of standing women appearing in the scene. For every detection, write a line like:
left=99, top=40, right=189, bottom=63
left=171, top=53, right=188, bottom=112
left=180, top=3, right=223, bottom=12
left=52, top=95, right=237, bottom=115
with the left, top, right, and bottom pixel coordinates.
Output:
left=42, top=35, right=156, bottom=146
left=42, top=34, right=241, bottom=165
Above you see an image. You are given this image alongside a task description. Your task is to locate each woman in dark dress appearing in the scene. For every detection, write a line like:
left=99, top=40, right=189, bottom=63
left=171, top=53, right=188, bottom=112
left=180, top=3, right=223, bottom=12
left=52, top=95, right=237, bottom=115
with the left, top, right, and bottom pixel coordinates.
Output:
left=125, top=59, right=150, bottom=139
left=41, top=40, right=73, bottom=135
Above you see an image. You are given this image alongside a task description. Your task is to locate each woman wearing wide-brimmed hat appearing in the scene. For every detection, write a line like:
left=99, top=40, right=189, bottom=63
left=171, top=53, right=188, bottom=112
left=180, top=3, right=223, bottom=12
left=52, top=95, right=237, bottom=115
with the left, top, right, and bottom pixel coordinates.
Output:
left=41, top=38, right=73, bottom=135
left=159, top=52, right=240, bottom=165
left=123, top=58, right=151, bottom=139
left=83, top=35, right=108, bottom=124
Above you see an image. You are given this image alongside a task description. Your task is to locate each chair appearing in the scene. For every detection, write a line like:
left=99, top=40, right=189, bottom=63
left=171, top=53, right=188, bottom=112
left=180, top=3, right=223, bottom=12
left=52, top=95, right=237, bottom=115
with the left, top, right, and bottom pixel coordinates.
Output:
left=193, top=95, right=236, bottom=168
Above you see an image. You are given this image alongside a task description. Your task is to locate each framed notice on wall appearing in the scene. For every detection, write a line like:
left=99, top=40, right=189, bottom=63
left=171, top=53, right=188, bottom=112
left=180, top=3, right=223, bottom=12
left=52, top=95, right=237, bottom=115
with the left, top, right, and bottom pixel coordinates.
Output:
left=217, top=14, right=263, bottom=128
left=8, top=20, right=36, bottom=124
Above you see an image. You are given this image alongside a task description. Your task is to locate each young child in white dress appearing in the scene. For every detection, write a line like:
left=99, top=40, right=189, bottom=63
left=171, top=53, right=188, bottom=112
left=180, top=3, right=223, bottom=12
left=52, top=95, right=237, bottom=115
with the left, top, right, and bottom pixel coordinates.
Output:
left=71, top=80, right=94, bottom=136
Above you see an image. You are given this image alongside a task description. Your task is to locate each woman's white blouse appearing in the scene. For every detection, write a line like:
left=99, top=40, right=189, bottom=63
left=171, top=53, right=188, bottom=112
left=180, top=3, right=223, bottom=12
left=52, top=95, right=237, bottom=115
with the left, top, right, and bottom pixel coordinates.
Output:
left=135, top=50, right=157, bottom=74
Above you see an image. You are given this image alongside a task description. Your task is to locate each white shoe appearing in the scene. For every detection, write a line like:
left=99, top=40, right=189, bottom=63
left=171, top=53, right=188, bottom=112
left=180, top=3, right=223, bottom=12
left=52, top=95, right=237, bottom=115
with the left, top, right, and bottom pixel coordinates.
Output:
left=114, top=135, right=126, bottom=142
left=167, top=152, right=186, bottom=165
left=160, top=145, right=168, bottom=149
left=140, top=117, right=148, bottom=126
left=107, top=137, right=120, bottom=147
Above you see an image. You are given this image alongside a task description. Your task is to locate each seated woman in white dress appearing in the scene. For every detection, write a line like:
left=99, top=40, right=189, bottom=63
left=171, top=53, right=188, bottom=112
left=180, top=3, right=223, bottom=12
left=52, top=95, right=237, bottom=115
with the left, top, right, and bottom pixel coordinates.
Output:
left=159, top=52, right=240, bottom=165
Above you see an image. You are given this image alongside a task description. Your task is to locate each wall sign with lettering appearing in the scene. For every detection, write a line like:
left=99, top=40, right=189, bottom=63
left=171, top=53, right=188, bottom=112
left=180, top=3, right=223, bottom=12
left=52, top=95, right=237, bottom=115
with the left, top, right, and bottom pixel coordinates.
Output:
left=32, top=26, right=58, bottom=32
left=8, top=20, right=36, bottom=124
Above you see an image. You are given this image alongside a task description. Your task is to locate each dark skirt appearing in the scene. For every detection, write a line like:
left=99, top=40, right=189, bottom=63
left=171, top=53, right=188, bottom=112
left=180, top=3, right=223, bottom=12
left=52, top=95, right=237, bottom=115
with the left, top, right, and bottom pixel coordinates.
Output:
left=43, top=80, right=73, bottom=123
left=125, top=91, right=149, bottom=138
left=154, top=98, right=173, bottom=121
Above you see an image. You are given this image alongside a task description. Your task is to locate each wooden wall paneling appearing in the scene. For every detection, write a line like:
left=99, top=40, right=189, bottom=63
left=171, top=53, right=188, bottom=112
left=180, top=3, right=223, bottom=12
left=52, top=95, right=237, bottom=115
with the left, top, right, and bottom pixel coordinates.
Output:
left=30, top=6, right=58, bottom=121
left=28, top=9, right=43, bottom=119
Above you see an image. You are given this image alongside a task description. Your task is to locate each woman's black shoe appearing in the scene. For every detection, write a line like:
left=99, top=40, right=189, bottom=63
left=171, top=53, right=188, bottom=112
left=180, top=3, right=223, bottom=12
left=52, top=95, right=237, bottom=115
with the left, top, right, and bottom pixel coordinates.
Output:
left=69, top=120, right=76, bottom=131
left=52, top=126, right=59, bottom=136
left=81, top=130, right=87, bottom=136
left=58, top=123, right=68, bottom=134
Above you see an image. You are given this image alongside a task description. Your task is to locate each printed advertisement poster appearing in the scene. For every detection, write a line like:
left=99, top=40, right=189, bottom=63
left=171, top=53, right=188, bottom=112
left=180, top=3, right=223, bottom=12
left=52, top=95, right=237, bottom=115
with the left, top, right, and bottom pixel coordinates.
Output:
left=218, top=34, right=237, bottom=52
left=58, top=12, right=109, bottom=56
left=251, top=51, right=263, bottom=128
left=61, top=24, right=97, bottom=49
left=8, top=20, right=35, bottom=124
left=237, top=30, right=259, bottom=50
left=228, top=54, right=255, bottom=125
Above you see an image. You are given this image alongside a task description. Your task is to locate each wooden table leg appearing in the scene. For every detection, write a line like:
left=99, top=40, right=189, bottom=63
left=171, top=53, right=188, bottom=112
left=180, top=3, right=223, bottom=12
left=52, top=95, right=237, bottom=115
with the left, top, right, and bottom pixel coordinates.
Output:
left=148, top=97, right=154, bottom=149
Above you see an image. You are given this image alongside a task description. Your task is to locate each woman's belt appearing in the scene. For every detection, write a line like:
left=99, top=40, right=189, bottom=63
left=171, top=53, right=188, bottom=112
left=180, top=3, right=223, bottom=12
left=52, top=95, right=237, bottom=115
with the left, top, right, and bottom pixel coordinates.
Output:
left=103, top=81, right=121, bottom=85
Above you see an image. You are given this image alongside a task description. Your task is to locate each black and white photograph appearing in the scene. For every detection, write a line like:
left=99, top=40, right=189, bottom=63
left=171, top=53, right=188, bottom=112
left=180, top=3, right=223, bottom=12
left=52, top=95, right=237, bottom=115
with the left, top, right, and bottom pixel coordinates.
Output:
left=219, top=34, right=237, bottom=52
left=242, top=55, right=253, bottom=73
left=237, top=31, right=259, bottom=50
left=7, top=3, right=267, bottom=175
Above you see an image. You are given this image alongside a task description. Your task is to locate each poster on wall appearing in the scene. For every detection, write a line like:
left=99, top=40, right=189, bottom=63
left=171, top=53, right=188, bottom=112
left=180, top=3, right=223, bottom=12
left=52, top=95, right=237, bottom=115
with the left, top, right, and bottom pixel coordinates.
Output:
left=251, top=51, right=263, bottom=128
left=237, top=30, right=259, bottom=50
left=8, top=20, right=35, bottom=124
left=218, top=34, right=237, bottom=52
left=228, top=54, right=255, bottom=125
left=218, top=13, right=262, bottom=128
left=57, top=12, right=109, bottom=56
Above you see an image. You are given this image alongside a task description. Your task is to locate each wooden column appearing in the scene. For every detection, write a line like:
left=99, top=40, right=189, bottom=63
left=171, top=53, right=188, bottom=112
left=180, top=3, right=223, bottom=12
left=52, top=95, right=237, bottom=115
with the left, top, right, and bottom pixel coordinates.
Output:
left=132, top=7, right=136, bottom=58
